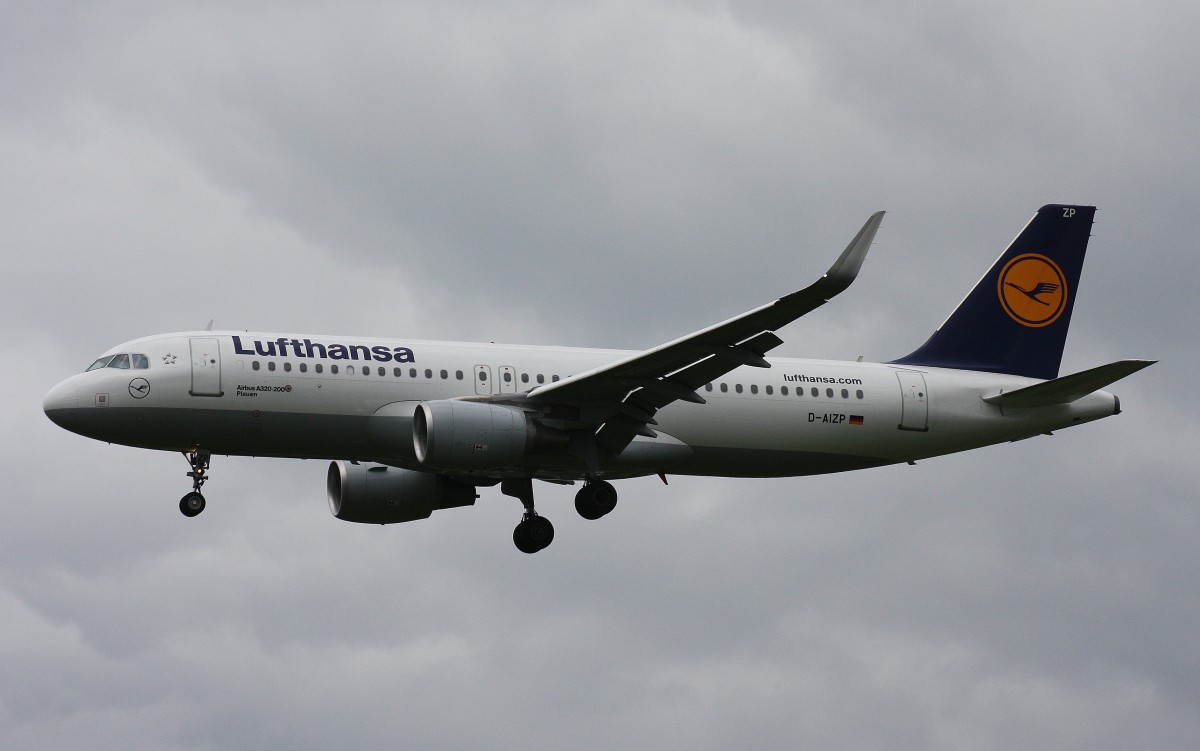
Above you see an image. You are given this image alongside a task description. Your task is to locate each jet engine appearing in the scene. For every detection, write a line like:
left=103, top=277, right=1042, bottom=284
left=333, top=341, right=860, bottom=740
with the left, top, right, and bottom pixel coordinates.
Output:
left=327, top=461, right=476, bottom=524
left=413, top=400, right=568, bottom=471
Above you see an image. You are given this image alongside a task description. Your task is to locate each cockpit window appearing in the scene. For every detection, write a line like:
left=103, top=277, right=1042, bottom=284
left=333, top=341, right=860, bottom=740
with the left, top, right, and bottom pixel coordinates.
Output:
left=85, top=353, right=148, bottom=372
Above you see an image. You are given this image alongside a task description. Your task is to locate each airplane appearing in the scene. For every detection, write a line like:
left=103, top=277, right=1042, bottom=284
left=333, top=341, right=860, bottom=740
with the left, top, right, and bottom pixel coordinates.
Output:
left=43, top=205, right=1153, bottom=553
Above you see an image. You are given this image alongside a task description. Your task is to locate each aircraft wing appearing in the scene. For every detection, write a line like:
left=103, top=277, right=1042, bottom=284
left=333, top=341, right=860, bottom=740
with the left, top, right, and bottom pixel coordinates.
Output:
left=525, top=211, right=885, bottom=453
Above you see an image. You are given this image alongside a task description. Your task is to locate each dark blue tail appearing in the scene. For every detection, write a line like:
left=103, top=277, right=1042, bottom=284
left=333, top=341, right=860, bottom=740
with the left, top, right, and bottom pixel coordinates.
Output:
left=890, top=204, right=1096, bottom=380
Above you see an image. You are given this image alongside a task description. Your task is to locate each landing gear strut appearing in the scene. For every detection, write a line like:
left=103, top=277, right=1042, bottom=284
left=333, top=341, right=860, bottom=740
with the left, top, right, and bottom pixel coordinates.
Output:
left=502, top=478, right=554, bottom=554
left=179, top=448, right=211, bottom=517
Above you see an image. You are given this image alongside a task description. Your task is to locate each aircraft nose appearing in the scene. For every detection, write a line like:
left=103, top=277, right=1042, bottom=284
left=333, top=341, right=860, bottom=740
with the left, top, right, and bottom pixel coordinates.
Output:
left=43, top=379, right=80, bottom=431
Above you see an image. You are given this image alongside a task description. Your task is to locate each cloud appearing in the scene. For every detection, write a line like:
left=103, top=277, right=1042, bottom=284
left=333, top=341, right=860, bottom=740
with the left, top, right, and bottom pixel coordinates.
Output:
left=4, top=1, right=1198, bottom=749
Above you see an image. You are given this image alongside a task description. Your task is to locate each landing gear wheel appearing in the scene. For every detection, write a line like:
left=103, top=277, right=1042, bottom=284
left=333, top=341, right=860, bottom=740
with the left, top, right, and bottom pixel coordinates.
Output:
left=502, top=478, right=554, bottom=553
left=179, top=448, right=212, bottom=518
left=179, top=492, right=206, bottom=517
left=513, top=515, right=554, bottom=554
left=575, top=480, right=618, bottom=520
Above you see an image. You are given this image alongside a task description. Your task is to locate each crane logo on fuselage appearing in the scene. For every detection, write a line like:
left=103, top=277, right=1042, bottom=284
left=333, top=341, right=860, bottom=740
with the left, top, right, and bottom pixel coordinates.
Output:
left=232, top=336, right=416, bottom=363
left=997, top=253, right=1068, bottom=328
left=128, top=378, right=150, bottom=399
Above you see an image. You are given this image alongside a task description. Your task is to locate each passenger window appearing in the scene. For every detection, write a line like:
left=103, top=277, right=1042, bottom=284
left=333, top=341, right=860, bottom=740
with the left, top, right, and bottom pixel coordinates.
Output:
left=856, top=390, right=864, bottom=399
left=456, top=370, right=464, bottom=380
left=378, top=367, right=385, bottom=376
left=331, top=364, right=339, bottom=374
left=440, top=369, right=448, bottom=380
left=267, top=361, right=276, bottom=372
left=108, top=354, right=130, bottom=369
left=300, top=363, right=308, bottom=373
left=720, top=383, right=728, bottom=393
left=552, top=375, right=559, bottom=382
left=765, top=385, right=773, bottom=395
left=811, top=388, right=819, bottom=397
left=521, top=373, right=529, bottom=384
left=781, top=386, right=788, bottom=395
left=394, top=367, right=402, bottom=377
left=705, top=383, right=713, bottom=392
left=503, top=371, right=512, bottom=382
left=410, top=368, right=417, bottom=378
left=348, top=366, right=356, bottom=375
left=479, top=370, right=488, bottom=382
left=735, top=384, right=743, bottom=394
left=536, top=374, right=545, bottom=384
left=284, top=362, right=292, bottom=372
left=316, top=364, right=323, bottom=374
left=132, top=354, right=149, bottom=369
left=750, top=384, right=758, bottom=395
left=826, top=388, right=833, bottom=398
left=425, top=369, right=433, bottom=379
left=841, top=389, right=849, bottom=399
left=252, top=361, right=260, bottom=371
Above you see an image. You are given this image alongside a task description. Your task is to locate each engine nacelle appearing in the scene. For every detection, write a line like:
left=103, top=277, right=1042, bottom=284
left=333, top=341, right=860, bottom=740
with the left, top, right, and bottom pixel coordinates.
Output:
left=327, top=461, right=476, bottom=524
left=367, top=401, right=421, bottom=460
left=413, top=400, right=567, bottom=471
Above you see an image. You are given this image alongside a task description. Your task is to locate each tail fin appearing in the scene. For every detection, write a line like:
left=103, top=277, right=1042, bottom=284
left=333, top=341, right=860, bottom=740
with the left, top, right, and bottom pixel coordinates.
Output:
left=891, top=204, right=1096, bottom=380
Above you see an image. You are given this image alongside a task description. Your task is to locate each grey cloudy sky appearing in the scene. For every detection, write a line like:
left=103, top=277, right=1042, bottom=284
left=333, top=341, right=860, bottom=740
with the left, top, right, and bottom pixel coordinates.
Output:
left=4, top=1, right=1197, bottom=748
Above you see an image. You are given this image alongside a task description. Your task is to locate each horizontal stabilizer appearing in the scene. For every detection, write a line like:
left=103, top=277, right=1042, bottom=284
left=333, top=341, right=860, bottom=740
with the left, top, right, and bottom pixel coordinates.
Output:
left=982, top=359, right=1155, bottom=408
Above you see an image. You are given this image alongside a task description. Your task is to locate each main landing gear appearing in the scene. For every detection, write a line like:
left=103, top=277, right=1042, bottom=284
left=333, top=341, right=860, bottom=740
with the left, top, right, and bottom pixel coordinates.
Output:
left=503, top=478, right=554, bottom=554
left=502, top=478, right=620, bottom=553
left=179, top=448, right=211, bottom=518
left=574, top=480, right=618, bottom=520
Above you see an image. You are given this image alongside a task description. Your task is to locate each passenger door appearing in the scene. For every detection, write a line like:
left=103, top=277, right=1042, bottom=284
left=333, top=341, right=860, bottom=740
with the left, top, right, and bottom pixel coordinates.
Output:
left=189, top=337, right=223, bottom=397
left=896, top=370, right=928, bottom=431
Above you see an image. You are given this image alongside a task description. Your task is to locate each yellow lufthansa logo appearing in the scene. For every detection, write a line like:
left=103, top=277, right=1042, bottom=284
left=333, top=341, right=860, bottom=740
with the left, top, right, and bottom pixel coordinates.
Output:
left=997, top=253, right=1068, bottom=328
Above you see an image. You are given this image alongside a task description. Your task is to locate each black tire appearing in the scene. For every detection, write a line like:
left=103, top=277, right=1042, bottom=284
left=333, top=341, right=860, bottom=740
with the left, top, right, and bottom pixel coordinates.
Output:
left=514, top=515, right=554, bottom=553
left=525, top=515, right=554, bottom=550
left=179, top=492, right=206, bottom=517
left=513, top=520, right=537, bottom=554
left=575, top=481, right=618, bottom=520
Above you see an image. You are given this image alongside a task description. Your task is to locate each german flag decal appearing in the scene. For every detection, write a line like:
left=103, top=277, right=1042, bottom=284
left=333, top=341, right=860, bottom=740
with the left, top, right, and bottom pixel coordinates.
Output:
left=849, top=415, right=864, bottom=425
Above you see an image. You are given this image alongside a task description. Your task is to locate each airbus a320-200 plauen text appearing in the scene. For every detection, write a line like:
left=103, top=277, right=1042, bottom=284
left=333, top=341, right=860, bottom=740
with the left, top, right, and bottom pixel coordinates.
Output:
left=45, top=205, right=1153, bottom=553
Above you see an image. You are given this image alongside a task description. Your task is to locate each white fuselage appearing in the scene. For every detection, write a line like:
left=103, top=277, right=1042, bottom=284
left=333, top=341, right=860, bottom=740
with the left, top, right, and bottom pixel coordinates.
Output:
left=43, top=331, right=1120, bottom=481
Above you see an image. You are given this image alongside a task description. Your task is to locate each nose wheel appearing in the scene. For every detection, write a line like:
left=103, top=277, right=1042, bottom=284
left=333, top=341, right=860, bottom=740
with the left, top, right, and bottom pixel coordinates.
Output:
left=180, top=491, right=206, bottom=517
left=179, top=448, right=211, bottom=518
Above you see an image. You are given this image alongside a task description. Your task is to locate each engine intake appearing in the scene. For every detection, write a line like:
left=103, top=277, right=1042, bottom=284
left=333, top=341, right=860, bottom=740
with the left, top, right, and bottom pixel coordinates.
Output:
left=327, top=461, right=476, bottom=524
left=413, top=400, right=567, bottom=471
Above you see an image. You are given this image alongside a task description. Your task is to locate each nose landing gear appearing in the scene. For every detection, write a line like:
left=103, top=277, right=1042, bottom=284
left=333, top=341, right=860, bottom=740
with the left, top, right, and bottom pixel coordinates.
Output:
left=179, top=448, right=211, bottom=517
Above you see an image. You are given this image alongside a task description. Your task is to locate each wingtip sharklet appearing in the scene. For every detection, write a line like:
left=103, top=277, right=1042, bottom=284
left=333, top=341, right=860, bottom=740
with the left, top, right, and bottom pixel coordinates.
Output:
left=823, top=210, right=885, bottom=293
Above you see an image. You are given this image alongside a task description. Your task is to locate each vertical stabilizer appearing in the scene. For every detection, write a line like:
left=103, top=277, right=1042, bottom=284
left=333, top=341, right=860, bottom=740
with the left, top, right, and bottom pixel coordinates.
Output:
left=891, top=204, right=1096, bottom=380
